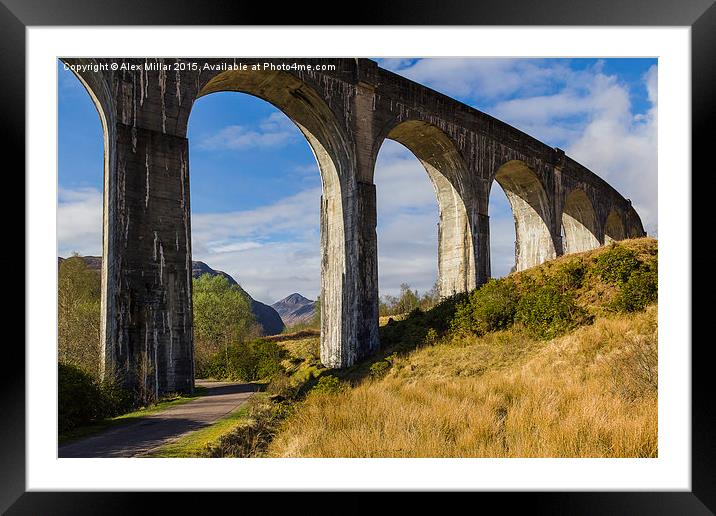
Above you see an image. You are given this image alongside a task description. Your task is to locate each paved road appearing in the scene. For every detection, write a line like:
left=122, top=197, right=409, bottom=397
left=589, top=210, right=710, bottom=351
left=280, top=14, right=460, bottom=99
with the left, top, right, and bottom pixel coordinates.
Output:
left=58, top=380, right=259, bottom=458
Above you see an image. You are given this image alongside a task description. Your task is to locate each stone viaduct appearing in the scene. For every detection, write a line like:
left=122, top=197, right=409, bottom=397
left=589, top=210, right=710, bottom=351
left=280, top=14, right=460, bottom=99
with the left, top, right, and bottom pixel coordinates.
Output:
left=63, top=57, right=645, bottom=399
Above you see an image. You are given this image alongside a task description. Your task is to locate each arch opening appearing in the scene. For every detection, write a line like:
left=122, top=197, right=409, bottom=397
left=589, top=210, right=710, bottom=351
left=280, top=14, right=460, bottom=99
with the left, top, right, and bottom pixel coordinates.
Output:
left=57, top=60, right=111, bottom=382
left=604, top=210, right=626, bottom=244
left=375, top=120, right=476, bottom=301
left=194, top=70, right=349, bottom=368
left=492, top=160, right=556, bottom=273
left=562, top=189, right=600, bottom=254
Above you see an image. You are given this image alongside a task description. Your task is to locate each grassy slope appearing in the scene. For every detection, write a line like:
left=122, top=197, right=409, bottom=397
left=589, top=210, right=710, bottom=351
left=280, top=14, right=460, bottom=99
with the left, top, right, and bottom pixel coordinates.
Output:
left=265, top=238, right=658, bottom=458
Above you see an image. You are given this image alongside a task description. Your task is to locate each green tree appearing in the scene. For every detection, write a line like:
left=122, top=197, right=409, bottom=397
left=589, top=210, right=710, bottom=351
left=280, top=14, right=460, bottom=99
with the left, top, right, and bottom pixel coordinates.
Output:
left=379, top=294, right=398, bottom=317
left=58, top=255, right=102, bottom=379
left=192, top=274, right=256, bottom=377
left=419, top=281, right=440, bottom=311
left=312, top=295, right=321, bottom=328
left=395, top=283, right=420, bottom=315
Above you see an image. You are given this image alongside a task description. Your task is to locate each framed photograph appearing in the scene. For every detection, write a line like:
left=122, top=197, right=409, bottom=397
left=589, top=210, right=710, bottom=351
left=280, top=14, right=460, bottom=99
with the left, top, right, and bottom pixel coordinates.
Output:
left=5, top=0, right=710, bottom=512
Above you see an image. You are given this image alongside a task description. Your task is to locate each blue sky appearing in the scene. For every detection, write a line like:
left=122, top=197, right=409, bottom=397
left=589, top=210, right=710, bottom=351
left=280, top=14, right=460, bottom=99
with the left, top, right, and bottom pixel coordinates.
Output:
left=58, top=58, right=657, bottom=304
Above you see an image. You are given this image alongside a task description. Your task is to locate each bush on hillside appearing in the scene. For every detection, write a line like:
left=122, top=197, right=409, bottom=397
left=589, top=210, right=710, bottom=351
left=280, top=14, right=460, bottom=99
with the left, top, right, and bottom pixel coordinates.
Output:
left=379, top=242, right=657, bottom=351
left=515, top=283, right=591, bottom=340
left=553, top=259, right=588, bottom=291
left=613, top=265, right=658, bottom=312
left=451, top=278, right=518, bottom=336
left=310, top=375, right=344, bottom=395
left=592, top=244, right=641, bottom=285
left=592, top=243, right=658, bottom=313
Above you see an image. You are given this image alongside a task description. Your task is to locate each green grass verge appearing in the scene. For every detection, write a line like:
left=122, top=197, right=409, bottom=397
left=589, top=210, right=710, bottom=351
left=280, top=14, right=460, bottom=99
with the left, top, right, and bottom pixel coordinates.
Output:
left=58, top=386, right=208, bottom=445
left=144, top=396, right=260, bottom=458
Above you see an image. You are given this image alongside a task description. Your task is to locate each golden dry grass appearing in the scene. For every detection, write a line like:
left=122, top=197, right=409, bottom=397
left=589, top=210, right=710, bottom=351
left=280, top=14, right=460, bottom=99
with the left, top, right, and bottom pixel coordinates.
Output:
left=267, top=305, right=657, bottom=458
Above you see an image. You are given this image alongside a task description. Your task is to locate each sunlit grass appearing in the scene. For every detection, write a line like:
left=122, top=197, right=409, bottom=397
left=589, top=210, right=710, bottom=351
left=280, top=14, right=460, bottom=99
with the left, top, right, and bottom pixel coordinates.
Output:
left=267, top=306, right=657, bottom=458
left=144, top=401, right=255, bottom=458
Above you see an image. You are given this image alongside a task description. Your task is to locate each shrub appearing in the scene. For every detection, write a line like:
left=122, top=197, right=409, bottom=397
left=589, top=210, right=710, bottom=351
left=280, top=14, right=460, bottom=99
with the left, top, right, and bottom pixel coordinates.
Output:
left=310, top=375, right=343, bottom=395
left=58, top=363, right=103, bottom=433
left=515, top=284, right=590, bottom=340
left=379, top=292, right=468, bottom=352
left=369, top=360, right=391, bottom=378
left=97, top=380, right=134, bottom=418
left=593, top=244, right=641, bottom=285
left=58, top=363, right=133, bottom=433
left=253, top=340, right=286, bottom=379
left=592, top=244, right=658, bottom=313
left=554, top=259, right=588, bottom=291
left=424, top=328, right=439, bottom=346
left=451, top=278, right=518, bottom=335
left=266, top=371, right=295, bottom=399
left=613, top=266, right=658, bottom=312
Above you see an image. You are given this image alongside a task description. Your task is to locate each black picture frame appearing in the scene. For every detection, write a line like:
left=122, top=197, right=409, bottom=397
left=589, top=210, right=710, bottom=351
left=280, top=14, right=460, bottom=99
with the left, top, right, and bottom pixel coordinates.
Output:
left=3, top=1, right=709, bottom=512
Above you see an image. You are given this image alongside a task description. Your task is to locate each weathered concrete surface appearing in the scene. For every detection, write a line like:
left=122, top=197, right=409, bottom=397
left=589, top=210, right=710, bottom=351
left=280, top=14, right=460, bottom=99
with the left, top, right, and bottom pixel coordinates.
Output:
left=57, top=380, right=257, bottom=458
left=63, top=58, right=645, bottom=396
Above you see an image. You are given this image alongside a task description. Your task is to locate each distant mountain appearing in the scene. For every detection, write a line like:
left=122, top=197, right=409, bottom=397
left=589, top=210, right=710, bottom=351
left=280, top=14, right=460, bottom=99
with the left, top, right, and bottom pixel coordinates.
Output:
left=271, top=293, right=317, bottom=328
left=58, top=256, right=285, bottom=336
left=191, top=261, right=285, bottom=336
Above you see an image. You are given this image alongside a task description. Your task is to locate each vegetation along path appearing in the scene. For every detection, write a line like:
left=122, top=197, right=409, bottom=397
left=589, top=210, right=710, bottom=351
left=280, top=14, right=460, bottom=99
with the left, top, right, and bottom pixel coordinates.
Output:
left=58, top=380, right=258, bottom=458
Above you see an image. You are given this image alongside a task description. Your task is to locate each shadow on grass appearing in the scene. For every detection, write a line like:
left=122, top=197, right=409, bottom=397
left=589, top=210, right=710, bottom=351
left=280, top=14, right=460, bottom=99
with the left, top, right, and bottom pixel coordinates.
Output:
left=292, top=293, right=468, bottom=395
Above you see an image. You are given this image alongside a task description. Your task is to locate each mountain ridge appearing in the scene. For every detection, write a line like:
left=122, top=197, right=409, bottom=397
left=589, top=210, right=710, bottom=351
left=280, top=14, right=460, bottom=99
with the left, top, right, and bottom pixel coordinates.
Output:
left=271, top=292, right=317, bottom=328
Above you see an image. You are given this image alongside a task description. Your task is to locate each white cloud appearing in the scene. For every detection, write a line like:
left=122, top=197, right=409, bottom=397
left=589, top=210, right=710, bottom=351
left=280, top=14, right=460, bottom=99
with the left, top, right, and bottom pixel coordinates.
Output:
left=197, top=112, right=298, bottom=151
left=374, top=141, right=439, bottom=296
left=208, top=241, right=264, bottom=254
left=375, top=141, right=439, bottom=215
left=58, top=187, right=102, bottom=257
left=190, top=187, right=322, bottom=303
left=566, top=65, right=658, bottom=235
left=191, top=187, right=321, bottom=255
left=382, top=58, right=572, bottom=102
left=198, top=240, right=320, bottom=304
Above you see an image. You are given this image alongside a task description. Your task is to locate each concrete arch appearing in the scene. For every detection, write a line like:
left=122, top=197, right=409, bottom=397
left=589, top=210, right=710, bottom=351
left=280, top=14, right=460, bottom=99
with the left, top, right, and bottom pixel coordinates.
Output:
left=375, top=119, right=476, bottom=298
left=604, top=209, right=626, bottom=243
left=197, top=70, right=349, bottom=163
left=562, top=189, right=601, bottom=254
left=194, top=70, right=353, bottom=368
left=492, top=160, right=556, bottom=271
left=63, top=63, right=125, bottom=387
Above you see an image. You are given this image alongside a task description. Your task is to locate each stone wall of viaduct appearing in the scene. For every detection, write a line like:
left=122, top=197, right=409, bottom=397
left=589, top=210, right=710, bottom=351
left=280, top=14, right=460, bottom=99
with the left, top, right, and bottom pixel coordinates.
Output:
left=63, top=57, right=645, bottom=398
